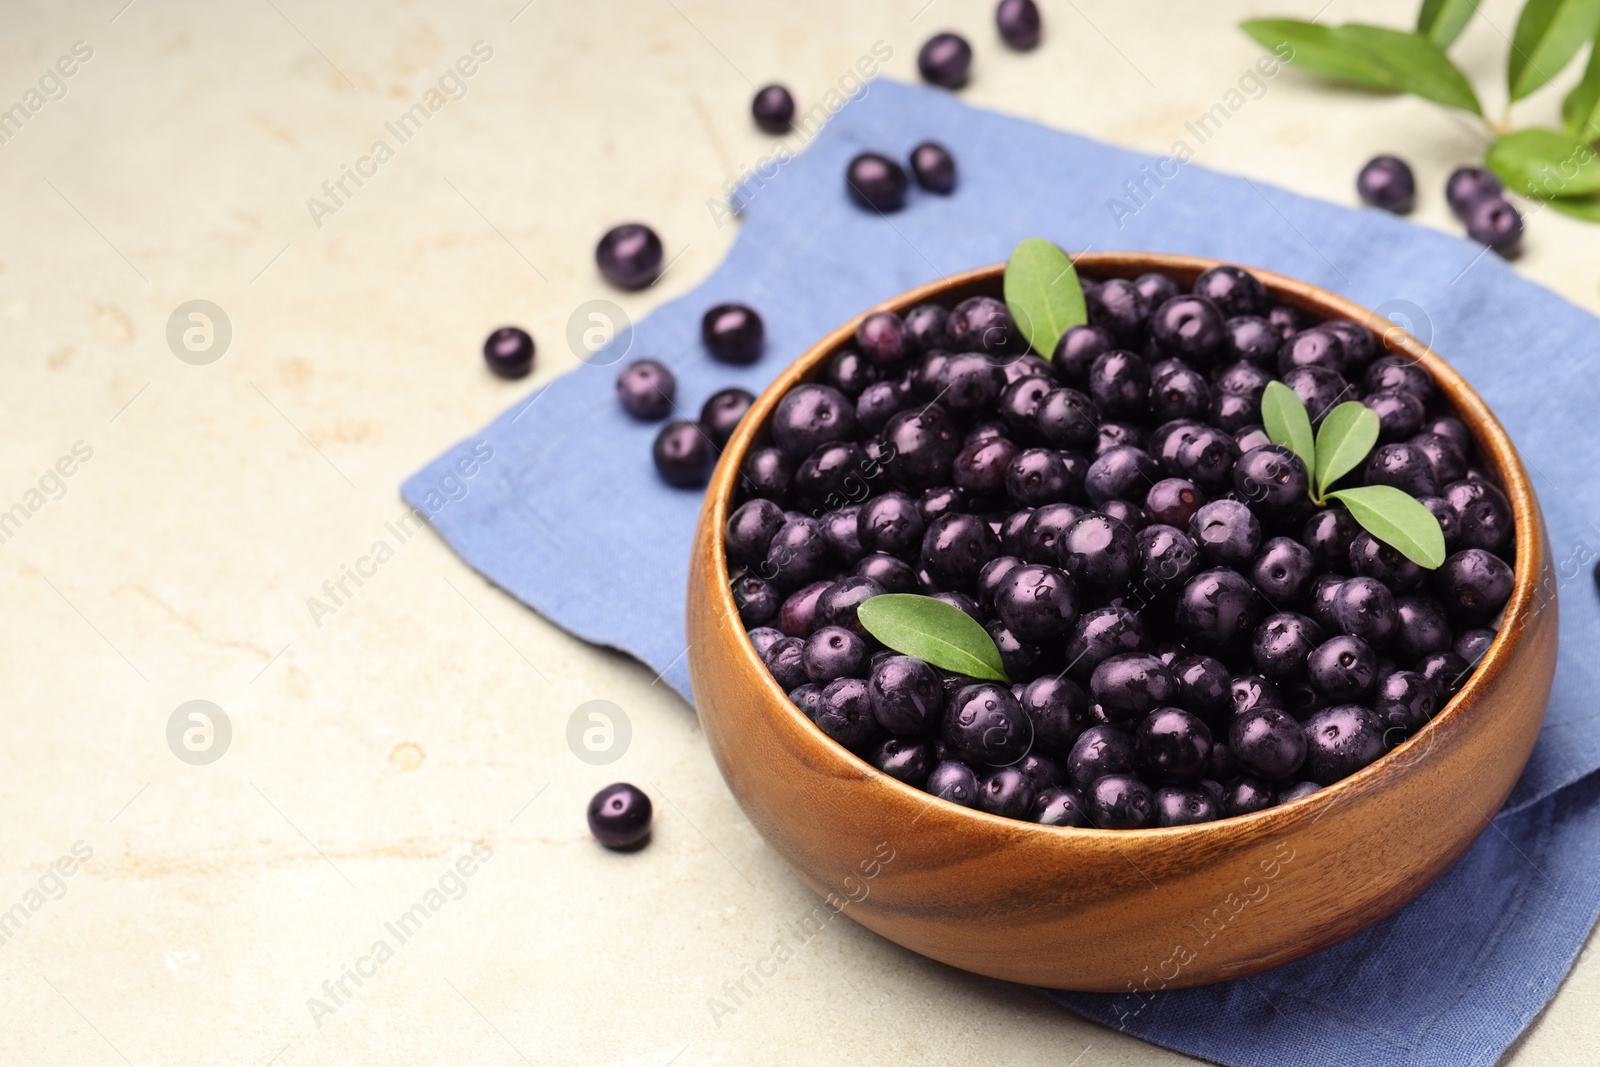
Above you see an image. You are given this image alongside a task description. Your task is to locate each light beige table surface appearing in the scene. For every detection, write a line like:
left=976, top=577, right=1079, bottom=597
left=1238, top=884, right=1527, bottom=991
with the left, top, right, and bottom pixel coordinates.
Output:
left=1, top=0, right=1595, bottom=1063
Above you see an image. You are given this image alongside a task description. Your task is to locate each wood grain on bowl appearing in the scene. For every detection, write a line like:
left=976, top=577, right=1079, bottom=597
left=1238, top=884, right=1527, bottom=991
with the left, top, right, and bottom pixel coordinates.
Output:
left=686, top=255, right=1558, bottom=991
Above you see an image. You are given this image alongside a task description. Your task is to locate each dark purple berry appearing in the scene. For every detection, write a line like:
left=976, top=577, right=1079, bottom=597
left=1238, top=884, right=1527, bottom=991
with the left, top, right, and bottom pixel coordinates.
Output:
left=1059, top=512, right=1137, bottom=592
left=948, top=296, right=1020, bottom=356
left=918, top=32, right=972, bottom=88
left=996, top=0, right=1042, bottom=49
left=1145, top=478, right=1206, bottom=528
left=764, top=517, right=832, bottom=591
left=1417, top=651, right=1471, bottom=694
left=1445, top=479, right=1513, bottom=553
left=1192, top=265, right=1266, bottom=317
left=1135, top=707, right=1212, bottom=784
left=1224, top=776, right=1276, bottom=817
left=482, top=326, right=535, bottom=379
left=740, top=446, right=794, bottom=502
left=1465, top=195, right=1522, bottom=254
left=588, top=783, right=652, bottom=849
left=1134, top=523, right=1201, bottom=595
left=1278, top=327, right=1346, bottom=377
left=1149, top=365, right=1213, bottom=421
left=763, top=636, right=808, bottom=691
left=1189, top=499, right=1262, bottom=566
left=732, top=575, right=781, bottom=626
left=1084, top=445, right=1159, bottom=506
left=1282, top=366, right=1351, bottom=423
left=1251, top=536, right=1315, bottom=605
left=1019, top=675, right=1092, bottom=758
left=702, top=304, right=764, bottom=364
left=870, top=737, right=935, bottom=785
left=1432, top=548, right=1513, bottom=625
left=751, top=84, right=795, bottom=133
left=1364, top=442, right=1438, bottom=497
left=1067, top=725, right=1135, bottom=790
left=856, top=310, right=910, bottom=368
left=1304, top=508, right=1360, bottom=569
left=595, top=223, right=663, bottom=289
left=1065, top=605, right=1145, bottom=681
left=1301, top=704, right=1385, bottom=784
left=944, top=683, right=1030, bottom=766
left=701, top=387, right=754, bottom=449
left=1150, top=296, right=1225, bottom=364
left=1331, top=576, right=1398, bottom=647
left=1364, top=390, right=1425, bottom=442
left=1175, top=568, right=1260, bottom=651
left=927, top=760, right=980, bottom=806
left=904, top=304, right=950, bottom=353
left=1090, top=652, right=1176, bottom=726
left=1085, top=279, right=1150, bottom=345
left=803, top=625, right=868, bottom=685
left=1373, top=670, right=1439, bottom=742
left=1349, top=531, right=1424, bottom=593
left=816, top=677, right=881, bottom=751
left=616, top=359, right=675, bottom=420
left=1446, top=166, right=1502, bottom=218
left=994, top=562, right=1080, bottom=641
left=1087, top=774, right=1154, bottom=829
left=771, top=384, right=857, bottom=459
left=1230, top=707, right=1306, bottom=780
left=854, top=552, right=918, bottom=593
left=910, top=142, right=958, bottom=193
left=921, top=512, right=1001, bottom=588
left=1307, top=634, right=1377, bottom=701
left=1233, top=445, right=1309, bottom=514
left=1251, top=612, right=1323, bottom=682
left=977, top=766, right=1035, bottom=818
left=1154, top=786, right=1219, bottom=826
left=1052, top=325, right=1115, bottom=384
left=1357, top=155, right=1416, bottom=213
left=726, top=499, right=785, bottom=566
left=814, top=576, right=883, bottom=634
left=1035, top=787, right=1091, bottom=826
left=868, top=655, right=945, bottom=737
left=653, top=420, right=714, bottom=487
left=846, top=152, right=909, bottom=212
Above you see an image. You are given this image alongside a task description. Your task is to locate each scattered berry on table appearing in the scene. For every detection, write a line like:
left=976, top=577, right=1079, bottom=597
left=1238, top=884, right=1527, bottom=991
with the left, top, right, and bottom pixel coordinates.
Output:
left=846, top=152, right=910, bottom=212
left=751, top=84, right=795, bottom=133
left=1464, top=195, right=1522, bottom=255
left=702, top=303, right=765, bottom=364
left=918, top=32, right=973, bottom=89
left=1356, top=156, right=1416, bottom=214
left=595, top=223, right=663, bottom=289
left=910, top=142, right=958, bottom=194
left=1445, top=166, right=1503, bottom=219
left=995, top=0, right=1042, bottom=50
left=587, top=783, right=652, bottom=850
left=616, top=359, right=676, bottom=420
left=482, top=326, right=535, bottom=379
left=652, top=420, right=714, bottom=488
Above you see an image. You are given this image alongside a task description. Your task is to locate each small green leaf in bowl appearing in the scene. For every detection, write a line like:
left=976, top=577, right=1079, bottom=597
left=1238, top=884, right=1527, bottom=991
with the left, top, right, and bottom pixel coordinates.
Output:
left=1261, top=380, right=1316, bottom=477
left=1003, top=238, right=1087, bottom=359
left=1314, top=401, right=1382, bottom=500
left=1327, top=485, right=1448, bottom=568
left=856, top=594, right=1009, bottom=683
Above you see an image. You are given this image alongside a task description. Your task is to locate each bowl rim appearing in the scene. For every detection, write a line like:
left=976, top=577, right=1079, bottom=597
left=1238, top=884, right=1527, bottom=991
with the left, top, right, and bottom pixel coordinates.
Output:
left=697, top=252, right=1545, bottom=841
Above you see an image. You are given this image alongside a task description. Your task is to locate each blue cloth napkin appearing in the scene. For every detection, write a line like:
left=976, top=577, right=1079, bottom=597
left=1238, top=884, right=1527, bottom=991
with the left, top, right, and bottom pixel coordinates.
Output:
left=405, top=78, right=1600, bottom=1066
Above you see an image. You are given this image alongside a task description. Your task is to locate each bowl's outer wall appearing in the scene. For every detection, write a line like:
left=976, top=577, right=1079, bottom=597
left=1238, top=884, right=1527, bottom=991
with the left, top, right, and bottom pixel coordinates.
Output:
left=686, top=255, right=1558, bottom=991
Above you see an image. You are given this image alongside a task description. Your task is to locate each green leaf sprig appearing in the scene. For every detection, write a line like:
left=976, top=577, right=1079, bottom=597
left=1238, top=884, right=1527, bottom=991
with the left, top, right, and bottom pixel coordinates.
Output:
left=856, top=594, right=1009, bottom=683
left=1241, top=0, right=1600, bottom=222
left=1003, top=237, right=1087, bottom=358
left=1260, top=382, right=1446, bottom=568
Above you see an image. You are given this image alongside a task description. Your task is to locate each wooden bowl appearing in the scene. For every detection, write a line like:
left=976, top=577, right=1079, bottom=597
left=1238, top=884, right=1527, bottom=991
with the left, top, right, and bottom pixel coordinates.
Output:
left=685, top=254, right=1557, bottom=991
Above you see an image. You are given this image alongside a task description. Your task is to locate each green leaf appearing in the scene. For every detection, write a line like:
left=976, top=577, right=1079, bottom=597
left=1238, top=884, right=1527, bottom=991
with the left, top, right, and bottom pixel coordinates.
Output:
left=1326, top=486, right=1447, bottom=568
left=1336, top=24, right=1483, bottom=113
left=1239, top=20, right=1481, bottom=113
left=1487, top=128, right=1600, bottom=198
left=1313, top=401, right=1382, bottom=498
left=856, top=594, right=1009, bottom=683
left=1508, top=0, right=1600, bottom=101
left=1240, top=19, right=1402, bottom=91
left=1541, top=192, right=1600, bottom=218
left=1561, top=31, right=1600, bottom=140
left=1418, top=0, right=1481, bottom=47
left=1261, top=381, right=1316, bottom=476
left=1003, top=238, right=1087, bottom=359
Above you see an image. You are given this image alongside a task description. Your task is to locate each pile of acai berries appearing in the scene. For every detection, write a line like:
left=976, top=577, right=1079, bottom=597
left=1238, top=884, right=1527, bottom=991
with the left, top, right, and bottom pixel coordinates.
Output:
left=722, top=263, right=1516, bottom=829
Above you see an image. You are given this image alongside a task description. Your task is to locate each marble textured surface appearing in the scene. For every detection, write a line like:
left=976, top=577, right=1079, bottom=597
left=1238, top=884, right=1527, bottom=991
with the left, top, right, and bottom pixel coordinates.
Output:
left=0, top=1, right=1595, bottom=1064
